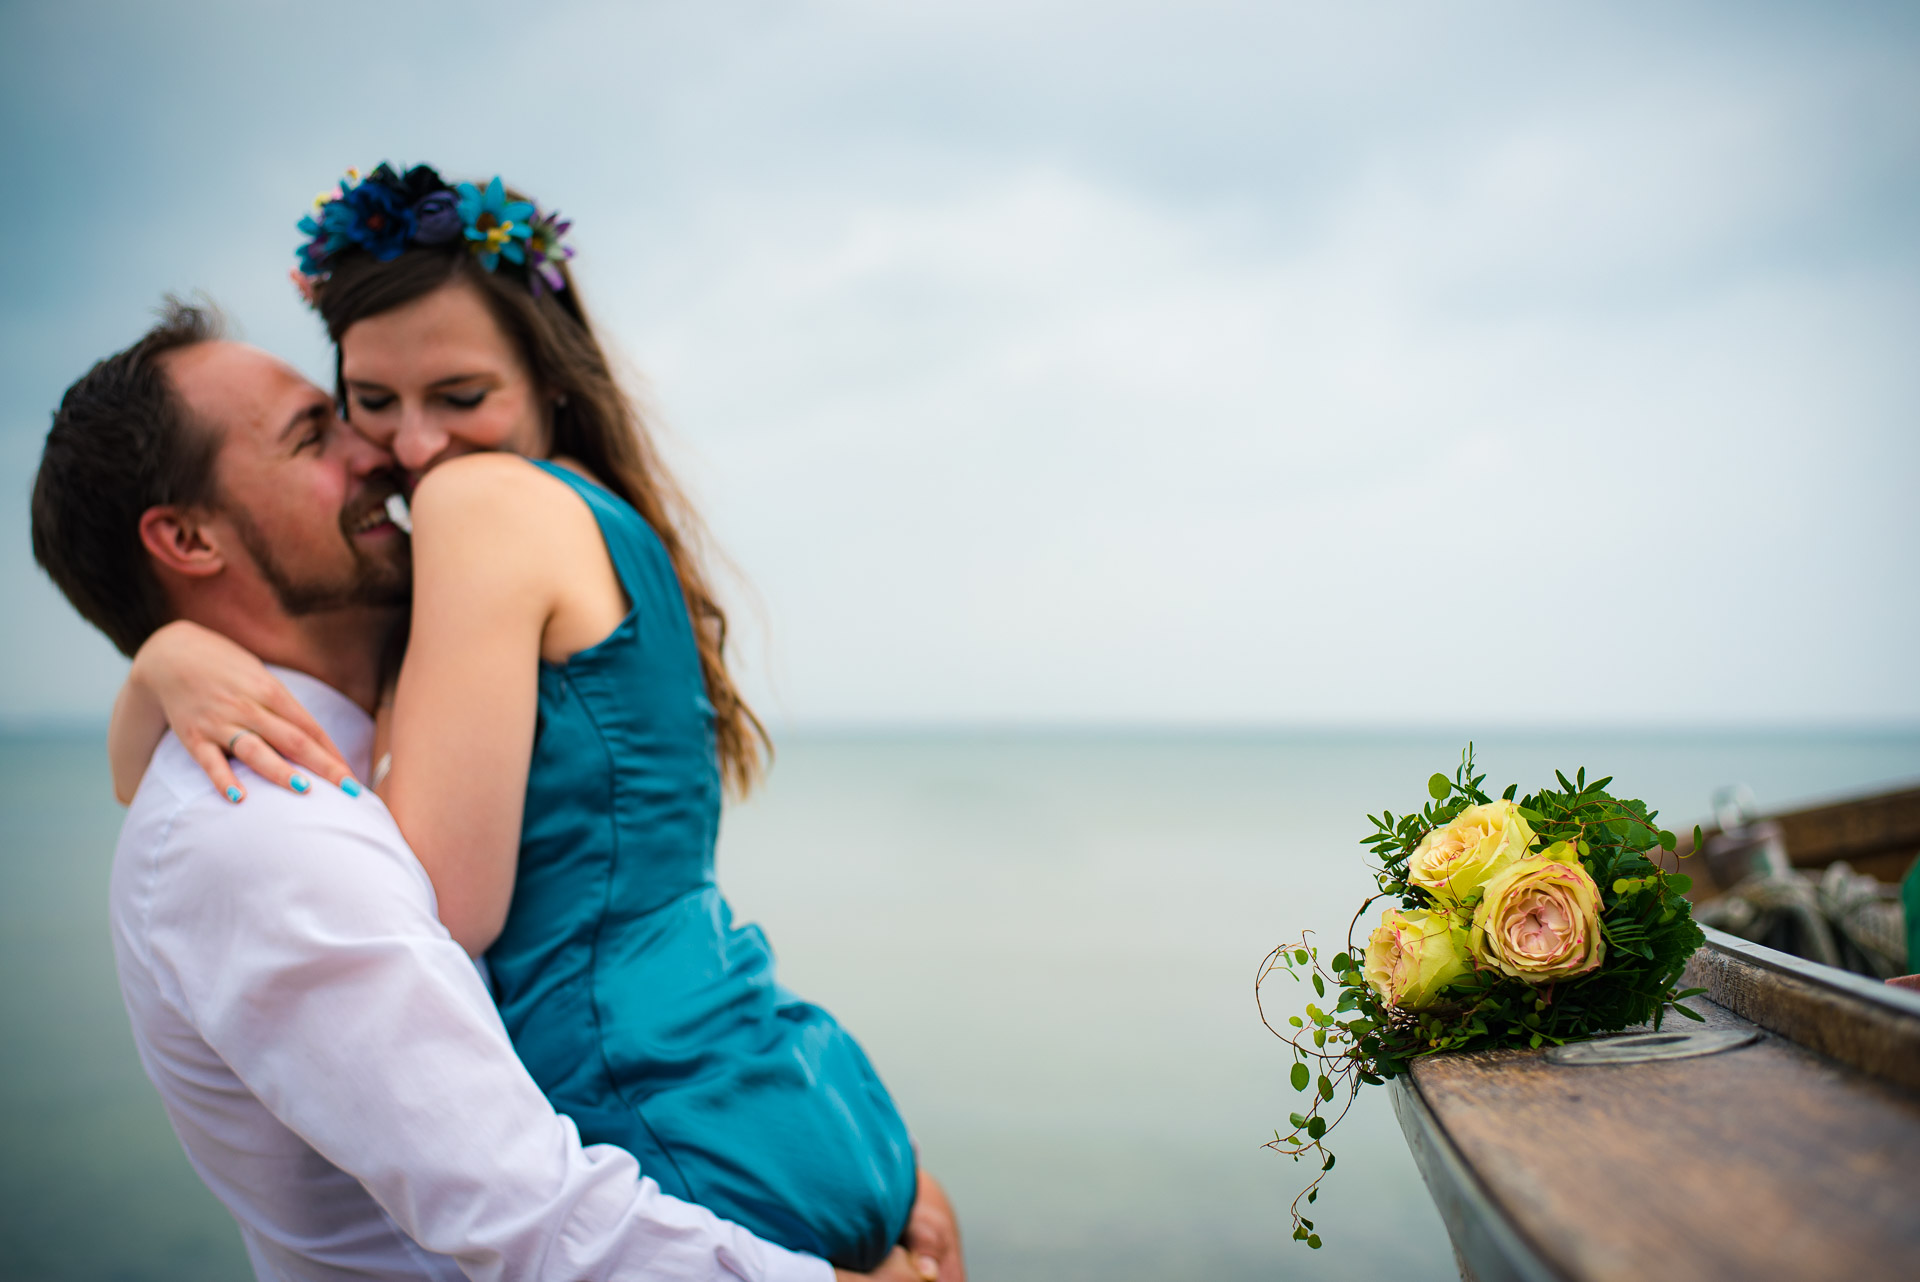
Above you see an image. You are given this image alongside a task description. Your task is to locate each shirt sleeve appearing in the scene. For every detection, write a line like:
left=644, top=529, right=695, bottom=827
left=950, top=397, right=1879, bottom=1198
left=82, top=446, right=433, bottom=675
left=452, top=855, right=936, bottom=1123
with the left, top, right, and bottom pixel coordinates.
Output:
left=142, top=787, right=834, bottom=1282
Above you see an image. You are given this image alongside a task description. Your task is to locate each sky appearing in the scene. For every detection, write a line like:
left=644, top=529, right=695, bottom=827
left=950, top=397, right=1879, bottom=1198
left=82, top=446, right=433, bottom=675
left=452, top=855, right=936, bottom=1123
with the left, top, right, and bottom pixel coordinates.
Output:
left=2, top=0, right=1916, bottom=728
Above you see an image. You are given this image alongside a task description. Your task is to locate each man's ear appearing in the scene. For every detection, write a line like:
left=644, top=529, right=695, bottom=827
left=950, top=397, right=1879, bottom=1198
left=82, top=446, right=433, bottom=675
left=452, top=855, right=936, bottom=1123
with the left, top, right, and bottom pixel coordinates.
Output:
left=138, top=505, right=227, bottom=580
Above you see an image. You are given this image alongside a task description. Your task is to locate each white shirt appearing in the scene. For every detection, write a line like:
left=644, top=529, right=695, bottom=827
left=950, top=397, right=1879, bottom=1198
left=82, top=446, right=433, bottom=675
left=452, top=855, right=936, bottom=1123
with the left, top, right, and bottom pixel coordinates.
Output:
left=108, top=667, right=833, bottom=1282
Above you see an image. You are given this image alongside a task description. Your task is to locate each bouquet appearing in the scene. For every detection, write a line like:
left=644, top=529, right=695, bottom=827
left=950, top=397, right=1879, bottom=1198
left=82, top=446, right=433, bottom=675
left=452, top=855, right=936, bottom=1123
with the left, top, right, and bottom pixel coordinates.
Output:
left=1259, top=748, right=1705, bottom=1250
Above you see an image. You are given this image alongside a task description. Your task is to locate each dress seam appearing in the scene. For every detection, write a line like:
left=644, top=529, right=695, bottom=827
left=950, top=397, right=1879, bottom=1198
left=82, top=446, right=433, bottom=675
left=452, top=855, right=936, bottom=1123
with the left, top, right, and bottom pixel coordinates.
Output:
left=562, top=666, right=699, bottom=1202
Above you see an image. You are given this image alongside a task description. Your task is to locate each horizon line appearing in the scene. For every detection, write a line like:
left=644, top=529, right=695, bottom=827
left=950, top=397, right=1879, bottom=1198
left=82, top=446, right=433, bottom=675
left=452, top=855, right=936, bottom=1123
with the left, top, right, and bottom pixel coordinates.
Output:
left=8, top=716, right=1920, bottom=739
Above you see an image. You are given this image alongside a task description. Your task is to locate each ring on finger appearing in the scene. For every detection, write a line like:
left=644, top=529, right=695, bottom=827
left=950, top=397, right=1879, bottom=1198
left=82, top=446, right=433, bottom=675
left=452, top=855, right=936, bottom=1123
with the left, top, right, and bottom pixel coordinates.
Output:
left=227, top=729, right=258, bottom=755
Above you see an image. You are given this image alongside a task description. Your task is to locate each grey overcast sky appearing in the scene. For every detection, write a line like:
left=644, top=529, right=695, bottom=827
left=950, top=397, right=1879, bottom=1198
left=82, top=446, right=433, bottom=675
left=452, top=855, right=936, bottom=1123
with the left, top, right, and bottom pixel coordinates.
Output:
left=3, top=0, right=1916, bottom=727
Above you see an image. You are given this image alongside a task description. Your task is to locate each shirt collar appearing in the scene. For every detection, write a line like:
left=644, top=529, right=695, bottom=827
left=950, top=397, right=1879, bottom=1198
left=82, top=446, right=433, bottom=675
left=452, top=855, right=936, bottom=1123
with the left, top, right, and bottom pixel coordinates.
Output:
left=264, top=666, right=376, bottom=782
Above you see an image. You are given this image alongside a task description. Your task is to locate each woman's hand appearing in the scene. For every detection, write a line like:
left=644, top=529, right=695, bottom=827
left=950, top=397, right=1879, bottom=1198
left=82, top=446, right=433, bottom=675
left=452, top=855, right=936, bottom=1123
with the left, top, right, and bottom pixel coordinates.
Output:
left=115, top=620, right=358, bottom=803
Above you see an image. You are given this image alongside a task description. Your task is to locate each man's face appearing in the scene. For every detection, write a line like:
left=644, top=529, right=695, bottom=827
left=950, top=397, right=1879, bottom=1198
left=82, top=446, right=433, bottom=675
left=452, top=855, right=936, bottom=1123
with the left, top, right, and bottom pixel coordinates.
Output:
left=163, top=341, right=410, bottom=613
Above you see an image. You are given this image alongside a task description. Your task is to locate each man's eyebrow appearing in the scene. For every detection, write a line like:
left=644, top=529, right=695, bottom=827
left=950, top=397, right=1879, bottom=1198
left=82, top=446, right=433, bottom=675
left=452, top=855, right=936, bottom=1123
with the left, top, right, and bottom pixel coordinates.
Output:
left=278, top=398, right=331, bottom=443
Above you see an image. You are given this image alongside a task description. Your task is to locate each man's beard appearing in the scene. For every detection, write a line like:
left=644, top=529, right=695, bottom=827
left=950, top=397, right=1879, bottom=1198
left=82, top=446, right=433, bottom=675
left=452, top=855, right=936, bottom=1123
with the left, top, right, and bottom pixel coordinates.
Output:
left=223, top=483, right=412, bottom=617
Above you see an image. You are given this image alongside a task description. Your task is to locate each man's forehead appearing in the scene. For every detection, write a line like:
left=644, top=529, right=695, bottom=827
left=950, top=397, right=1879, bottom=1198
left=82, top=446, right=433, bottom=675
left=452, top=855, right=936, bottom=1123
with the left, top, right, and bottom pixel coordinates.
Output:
left=162, top=340, right=324, bottom=440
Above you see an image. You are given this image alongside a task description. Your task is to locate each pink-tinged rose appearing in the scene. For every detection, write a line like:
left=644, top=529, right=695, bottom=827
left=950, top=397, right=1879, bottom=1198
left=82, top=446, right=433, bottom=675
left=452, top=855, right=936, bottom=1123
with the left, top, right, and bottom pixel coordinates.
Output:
left=1363, top=907, right=1472, bottom=1010
left=1407, top=799, right=1536, bottom=906
left=1469, top=841, right=1606, bottom=982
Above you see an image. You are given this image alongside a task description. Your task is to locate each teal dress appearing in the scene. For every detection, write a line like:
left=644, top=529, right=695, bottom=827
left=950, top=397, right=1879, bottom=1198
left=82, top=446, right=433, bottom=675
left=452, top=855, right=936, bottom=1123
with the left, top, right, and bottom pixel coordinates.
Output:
left=485, top=460, right=915, bottom=1270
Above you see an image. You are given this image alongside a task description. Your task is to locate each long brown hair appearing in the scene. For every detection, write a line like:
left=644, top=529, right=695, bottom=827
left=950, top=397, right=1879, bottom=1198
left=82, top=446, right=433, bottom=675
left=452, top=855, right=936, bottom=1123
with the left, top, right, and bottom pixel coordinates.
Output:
left=316, top=232, right=769, bottom=795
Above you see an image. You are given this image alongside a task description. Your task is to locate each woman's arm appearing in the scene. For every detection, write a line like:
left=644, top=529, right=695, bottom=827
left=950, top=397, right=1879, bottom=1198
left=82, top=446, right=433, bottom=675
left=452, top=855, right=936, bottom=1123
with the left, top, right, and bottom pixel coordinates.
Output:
left=109, top=666, right=173, bottom=805
left=108, top=620, right=356, bottom=805
left=381, top=455, right=576, bottom=956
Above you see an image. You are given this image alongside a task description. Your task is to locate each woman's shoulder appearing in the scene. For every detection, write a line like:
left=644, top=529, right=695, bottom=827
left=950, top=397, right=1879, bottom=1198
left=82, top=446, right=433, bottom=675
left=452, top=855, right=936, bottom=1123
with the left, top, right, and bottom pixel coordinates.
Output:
left=409, top=451, right=560, bottom=511
left=410, top=454, right=599, bottom=534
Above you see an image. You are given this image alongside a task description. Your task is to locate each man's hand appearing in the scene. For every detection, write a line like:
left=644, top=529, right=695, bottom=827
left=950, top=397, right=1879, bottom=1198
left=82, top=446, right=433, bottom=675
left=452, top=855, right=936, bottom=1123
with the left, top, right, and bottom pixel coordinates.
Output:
left=903, top=1168, right=965, bottom=1282
left=835, top=1247, right=925, bottom=1282
left=833, top=1169, right=965, bottom=1282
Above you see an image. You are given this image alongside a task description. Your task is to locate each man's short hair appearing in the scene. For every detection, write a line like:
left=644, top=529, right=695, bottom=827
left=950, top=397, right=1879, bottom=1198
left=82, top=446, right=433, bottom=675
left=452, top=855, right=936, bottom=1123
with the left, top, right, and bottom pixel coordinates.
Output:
left=31, top=299, right=225, bottom=656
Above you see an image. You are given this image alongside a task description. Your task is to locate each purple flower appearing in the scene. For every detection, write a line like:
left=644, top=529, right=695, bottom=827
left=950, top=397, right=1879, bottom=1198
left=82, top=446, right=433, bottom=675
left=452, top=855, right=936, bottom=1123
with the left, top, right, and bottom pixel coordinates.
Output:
left=527, top=210, right=575, bottom=295
left=411, top=191, right=462, bottom=246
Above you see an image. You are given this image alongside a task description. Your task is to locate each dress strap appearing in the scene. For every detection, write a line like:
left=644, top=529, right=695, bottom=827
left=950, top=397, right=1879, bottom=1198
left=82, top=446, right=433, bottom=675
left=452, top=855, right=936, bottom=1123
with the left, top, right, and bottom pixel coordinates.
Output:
left=524, top=457, right=655, bottom=607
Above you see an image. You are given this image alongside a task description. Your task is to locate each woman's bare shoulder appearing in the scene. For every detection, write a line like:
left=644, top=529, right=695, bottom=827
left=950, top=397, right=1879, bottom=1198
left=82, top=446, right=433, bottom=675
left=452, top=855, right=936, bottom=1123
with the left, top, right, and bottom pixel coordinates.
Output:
left=410, top=454, right=600, bottom=542
left=409, top=451, right=556, bottom=512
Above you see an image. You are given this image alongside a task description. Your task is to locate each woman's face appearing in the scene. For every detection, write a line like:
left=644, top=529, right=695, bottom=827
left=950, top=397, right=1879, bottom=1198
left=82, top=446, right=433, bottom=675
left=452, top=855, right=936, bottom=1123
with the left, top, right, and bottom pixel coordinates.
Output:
left=339, top=277, right=549, bottom=479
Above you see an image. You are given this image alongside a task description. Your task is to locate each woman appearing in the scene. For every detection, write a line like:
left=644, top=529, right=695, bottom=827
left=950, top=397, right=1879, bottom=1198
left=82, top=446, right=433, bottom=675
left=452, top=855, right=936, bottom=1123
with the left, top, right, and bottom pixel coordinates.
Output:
left=111, top=163, right=925, bottom=1275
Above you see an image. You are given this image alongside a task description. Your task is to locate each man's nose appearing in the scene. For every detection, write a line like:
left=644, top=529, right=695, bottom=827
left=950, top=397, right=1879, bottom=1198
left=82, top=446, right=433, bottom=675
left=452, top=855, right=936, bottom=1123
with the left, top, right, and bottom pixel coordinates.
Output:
left=338, top=415, right=395, bottom=475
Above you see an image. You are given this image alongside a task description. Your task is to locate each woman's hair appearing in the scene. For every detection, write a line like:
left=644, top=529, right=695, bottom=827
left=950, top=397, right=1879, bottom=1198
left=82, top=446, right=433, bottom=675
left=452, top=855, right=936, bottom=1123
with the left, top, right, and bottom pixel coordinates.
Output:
left=314, top=223, right=769, bottom=795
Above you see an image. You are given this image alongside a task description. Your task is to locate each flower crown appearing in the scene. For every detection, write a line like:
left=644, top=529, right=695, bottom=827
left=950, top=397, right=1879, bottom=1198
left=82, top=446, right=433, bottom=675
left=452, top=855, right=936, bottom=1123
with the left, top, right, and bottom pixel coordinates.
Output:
left=293, top=163, right=574, bottom=302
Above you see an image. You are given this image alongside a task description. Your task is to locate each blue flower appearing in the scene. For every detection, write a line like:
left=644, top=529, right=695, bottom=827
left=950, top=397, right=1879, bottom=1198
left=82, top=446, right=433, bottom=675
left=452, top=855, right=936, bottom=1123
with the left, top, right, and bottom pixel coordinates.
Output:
left=296, top=176, right=354, bottom=272
left=337, top=175, right=414, bottom=261
left=456, top=177, right=535, bottom=271
left=294, top=214, right=340, bottom=274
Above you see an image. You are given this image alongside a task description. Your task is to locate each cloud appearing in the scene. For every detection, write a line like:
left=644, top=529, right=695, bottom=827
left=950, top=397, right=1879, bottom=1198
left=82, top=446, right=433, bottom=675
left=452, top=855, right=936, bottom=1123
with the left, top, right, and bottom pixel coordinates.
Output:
left=3, top=0, right=1915, bottom=725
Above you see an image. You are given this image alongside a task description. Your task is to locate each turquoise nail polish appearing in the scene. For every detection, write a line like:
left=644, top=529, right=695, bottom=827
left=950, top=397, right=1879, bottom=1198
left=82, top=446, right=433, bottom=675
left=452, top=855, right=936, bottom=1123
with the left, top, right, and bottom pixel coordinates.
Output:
left=340, top=777, right=363, bottom=798
left=225, top=786, right=243, bottom=804
left=290, top=774, right=311, bottom=794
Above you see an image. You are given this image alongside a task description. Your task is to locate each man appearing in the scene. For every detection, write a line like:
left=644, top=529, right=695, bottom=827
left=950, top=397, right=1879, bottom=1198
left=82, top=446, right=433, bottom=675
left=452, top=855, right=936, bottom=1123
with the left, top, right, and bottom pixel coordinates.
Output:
left=30, top=302, right=961, bottom=1282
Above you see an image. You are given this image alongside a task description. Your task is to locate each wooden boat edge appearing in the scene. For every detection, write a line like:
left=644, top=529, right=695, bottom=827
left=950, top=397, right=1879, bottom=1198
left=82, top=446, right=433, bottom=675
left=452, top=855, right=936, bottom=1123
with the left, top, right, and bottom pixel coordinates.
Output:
left=1389, top=1074, right=1566, bottom=1282
left=1685, top=924, right=1920, bottom=1090
left=1392, top=926, right=1920, bottom=1281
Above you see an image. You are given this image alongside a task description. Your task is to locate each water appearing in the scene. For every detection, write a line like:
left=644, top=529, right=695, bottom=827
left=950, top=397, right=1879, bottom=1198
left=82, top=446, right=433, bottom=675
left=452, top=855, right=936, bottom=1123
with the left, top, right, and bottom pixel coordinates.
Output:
left=4, top=728, right=1919, bottom=1281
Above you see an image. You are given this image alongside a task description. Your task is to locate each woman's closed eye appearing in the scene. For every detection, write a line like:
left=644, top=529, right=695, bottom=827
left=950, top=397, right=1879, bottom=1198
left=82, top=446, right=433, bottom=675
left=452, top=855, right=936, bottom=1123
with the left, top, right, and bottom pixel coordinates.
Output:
left=442, top=388, right=488, bottom=409
left=354, top=391, right=397, bottom=413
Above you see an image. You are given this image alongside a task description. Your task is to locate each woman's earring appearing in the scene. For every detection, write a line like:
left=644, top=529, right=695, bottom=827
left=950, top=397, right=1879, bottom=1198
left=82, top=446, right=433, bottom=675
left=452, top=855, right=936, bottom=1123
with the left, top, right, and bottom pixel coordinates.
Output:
left=553, top=392, right=569, bottom=408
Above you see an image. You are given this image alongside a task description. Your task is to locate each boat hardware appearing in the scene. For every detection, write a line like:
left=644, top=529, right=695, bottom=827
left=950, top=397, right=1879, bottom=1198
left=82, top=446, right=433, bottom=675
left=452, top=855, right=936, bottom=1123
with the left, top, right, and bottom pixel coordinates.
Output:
left=1543, top=1028, right=1760, bottom=1066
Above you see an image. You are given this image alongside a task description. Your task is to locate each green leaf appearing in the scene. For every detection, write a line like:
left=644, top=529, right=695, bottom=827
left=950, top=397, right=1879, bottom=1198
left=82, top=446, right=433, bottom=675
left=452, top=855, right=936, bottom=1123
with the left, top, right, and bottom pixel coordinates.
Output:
left=1294, top=949, right=1310, bottom=965
left=1307, top=1234, right=1322, bottom=1249
left=1429, top=773, right=1451, bottom=800
left=1306, top=1116, right=1327, bottom=1139
left=1312, top=973, right=1325, bottom=997
left=1291, top=1063, right=1310, bottom=1092
left=1322, top=1152, right=1336, bottom=1171
left=1672, top=1003, right=1706, bottom=1022
left=1288, top=1016, right=1303, bottom=1028
left=1289, top=1111, right=1307, bottom=1128
left=1667, top=873, right=1693, bottom=895
left=1293, top=1226, right=1308, bottom=1241
left=1307, top=1188, right=1317, bottom=1204
left=1658, top=829, right=1678, bottom=852
left=1332, top=952, right=1352, bottom=972
left=1318, top=1074, right=1334, bottom=1101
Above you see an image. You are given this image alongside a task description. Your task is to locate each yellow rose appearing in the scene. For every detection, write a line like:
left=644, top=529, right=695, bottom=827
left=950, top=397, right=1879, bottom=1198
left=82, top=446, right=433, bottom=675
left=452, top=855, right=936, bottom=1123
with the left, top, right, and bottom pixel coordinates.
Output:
left=1363, top=907, right=1472, bottom=1010
left=1407, top=799, right=1536, bottom=906
left=1469, top=841, right=1606, bottom=982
